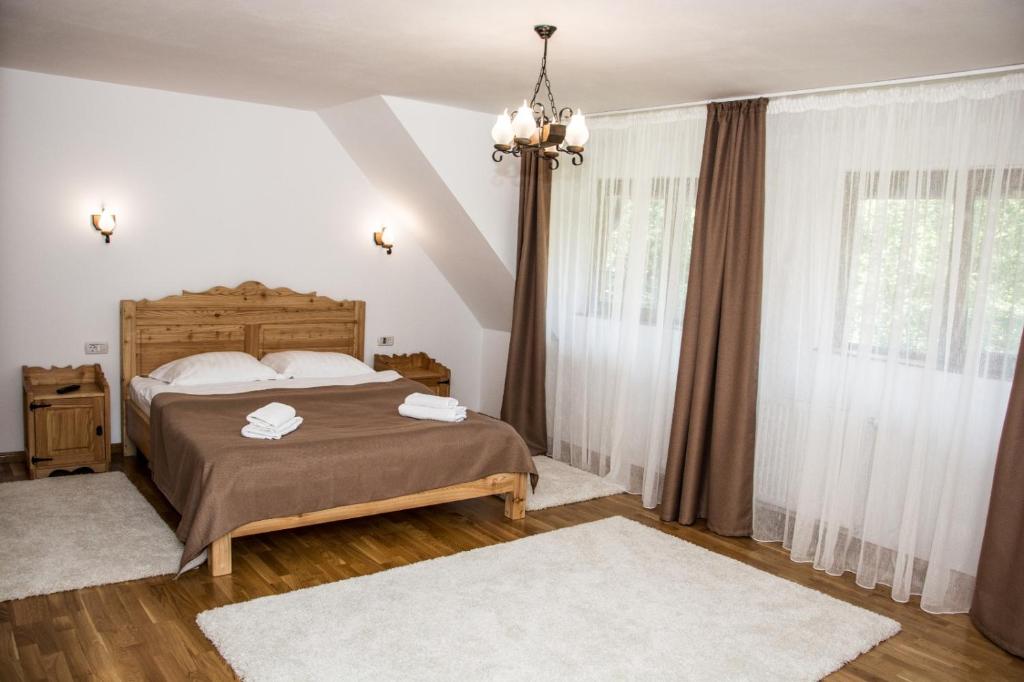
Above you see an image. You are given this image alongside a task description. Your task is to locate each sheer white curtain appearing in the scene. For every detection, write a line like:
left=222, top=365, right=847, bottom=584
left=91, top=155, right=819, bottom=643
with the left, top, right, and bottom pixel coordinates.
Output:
left=755, top=75, right=1024, bottom=613
left=546, top=107, right=705, bottom=506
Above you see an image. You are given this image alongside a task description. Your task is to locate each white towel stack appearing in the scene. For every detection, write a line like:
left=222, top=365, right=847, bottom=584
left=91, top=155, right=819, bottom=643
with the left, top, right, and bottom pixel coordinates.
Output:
left=398, top=392, right=467, bottom=423
left=242, top=402, right=303, bottom=440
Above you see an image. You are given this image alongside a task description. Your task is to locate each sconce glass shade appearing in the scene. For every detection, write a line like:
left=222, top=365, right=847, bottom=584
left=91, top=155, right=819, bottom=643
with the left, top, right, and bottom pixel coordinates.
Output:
left=92, top=207, right=117, bottom=243
left=97, top=209, right=116, bottom=232
left=374, top=226, right=394, bottom=254
left=512, top=100, right=537, bottom=141
left=491, top=109, right=515, bottom=147
left=564, top=110, right=590, bottom=149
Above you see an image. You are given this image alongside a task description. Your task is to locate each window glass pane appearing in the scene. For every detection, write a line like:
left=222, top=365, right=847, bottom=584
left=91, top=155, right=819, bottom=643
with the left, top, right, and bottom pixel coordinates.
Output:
left=589, top=178, right=632, bottom=317
left=588, top=176, right=696, bottom=326
left=836, top=167, right=1022, bottom=379
left=973, top=169, right=1024, bottom=379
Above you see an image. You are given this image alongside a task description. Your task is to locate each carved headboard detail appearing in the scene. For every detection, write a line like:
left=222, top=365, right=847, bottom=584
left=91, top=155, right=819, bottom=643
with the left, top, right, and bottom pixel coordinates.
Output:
left=119, top=281, right=365, bottom=435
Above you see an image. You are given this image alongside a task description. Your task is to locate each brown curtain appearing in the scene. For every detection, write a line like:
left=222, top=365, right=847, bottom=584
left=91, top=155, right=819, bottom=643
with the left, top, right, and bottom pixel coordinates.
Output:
left=970, top=330, right=1024, bottom=657
left=500, top=148, right=552, bottom=455
left=659, top=98, right=768, bottom=535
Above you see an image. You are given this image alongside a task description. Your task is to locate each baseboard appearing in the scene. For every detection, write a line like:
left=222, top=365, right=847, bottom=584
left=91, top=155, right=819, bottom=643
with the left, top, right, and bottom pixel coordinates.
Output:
left=1, top=443, right=123, bottom=462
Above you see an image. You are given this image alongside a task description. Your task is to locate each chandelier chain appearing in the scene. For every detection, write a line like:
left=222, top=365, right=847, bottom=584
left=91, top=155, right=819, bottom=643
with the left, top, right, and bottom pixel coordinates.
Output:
left=529, top=37, right=559, bottom=122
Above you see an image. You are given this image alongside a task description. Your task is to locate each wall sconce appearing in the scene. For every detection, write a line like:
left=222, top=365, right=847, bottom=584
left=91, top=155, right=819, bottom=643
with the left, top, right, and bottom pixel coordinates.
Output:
left=373, top=226, right=394, bottom=255
left=91, top=206, right=117, bottom=243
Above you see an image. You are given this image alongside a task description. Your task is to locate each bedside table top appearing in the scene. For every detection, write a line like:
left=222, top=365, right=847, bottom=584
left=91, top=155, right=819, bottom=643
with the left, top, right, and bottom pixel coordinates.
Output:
left=23, top=364, right=110, bottom=399
left=27, top=382, right=107, bottom=400
left=373, top=352, right=450, bottom=376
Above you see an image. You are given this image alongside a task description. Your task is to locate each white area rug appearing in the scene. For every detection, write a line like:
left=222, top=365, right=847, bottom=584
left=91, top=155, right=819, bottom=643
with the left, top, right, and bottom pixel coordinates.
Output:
left=527, top=455, right=625, bottom=510
left=198, top=516, right=899, bottom=681
left=0, top=472, right=182, bottom=601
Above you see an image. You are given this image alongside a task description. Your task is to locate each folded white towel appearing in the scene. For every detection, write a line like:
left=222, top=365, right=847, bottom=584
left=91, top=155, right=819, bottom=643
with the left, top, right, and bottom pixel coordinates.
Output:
left=246, top=402, right=297, bottom=430
left=404, top=392, right=459, bottom=409
left=398, top=403, right=467, bottom=423
left=241, top=416, right=303, bottom=440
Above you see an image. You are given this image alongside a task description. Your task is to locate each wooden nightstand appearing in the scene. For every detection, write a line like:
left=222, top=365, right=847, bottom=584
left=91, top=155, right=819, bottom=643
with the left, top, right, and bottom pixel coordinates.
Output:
left=22, top=364, right=111, bottom=479
left=373, top=352, right=451, bottom=397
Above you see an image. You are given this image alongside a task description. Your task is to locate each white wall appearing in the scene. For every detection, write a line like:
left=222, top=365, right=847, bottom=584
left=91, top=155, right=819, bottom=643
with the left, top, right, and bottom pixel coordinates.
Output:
left=479, top=329, right=512, bottom=417
left=0, top=68, right=488, bottom=451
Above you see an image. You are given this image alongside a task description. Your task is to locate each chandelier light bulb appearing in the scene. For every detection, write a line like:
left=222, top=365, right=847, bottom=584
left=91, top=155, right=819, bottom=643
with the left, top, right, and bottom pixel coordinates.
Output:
left=565, top=110, right=590, bottom=149
left=491, top=109, right=514, bottom=146
left=512, top=100, right=537, bottom=141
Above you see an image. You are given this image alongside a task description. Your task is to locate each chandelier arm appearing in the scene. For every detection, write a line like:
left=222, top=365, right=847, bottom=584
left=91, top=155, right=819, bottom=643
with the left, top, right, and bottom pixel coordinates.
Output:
left=491, top=150, right=504, bottom=163
left=549, top=156, right=560, bottom=171
left=571, top=151, right=584, bottom=166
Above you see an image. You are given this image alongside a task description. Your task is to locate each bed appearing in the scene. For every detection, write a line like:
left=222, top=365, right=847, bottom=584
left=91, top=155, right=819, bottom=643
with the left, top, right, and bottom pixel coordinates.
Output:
left=121, top=281, right=535, bottom=576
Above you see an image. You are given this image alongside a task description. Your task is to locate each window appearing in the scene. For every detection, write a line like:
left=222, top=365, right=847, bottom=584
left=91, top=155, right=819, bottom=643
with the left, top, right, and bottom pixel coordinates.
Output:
left=587, top=176, right=697, bottom=325
left=835, top=167, right=1024, bottom=379
left=589, top=177, right=632, bottom=319
left=965, top=168, right=1024, bottom=379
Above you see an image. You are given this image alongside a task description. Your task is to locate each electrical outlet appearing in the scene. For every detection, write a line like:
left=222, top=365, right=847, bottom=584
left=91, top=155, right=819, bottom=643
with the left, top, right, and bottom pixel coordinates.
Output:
left=85, top=342, right=109, bottom=355
left=377, top=336, right=395, bottom=346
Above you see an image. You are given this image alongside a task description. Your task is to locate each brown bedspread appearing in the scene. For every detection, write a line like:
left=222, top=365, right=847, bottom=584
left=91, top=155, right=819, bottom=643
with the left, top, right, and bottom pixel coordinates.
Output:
left=147, top=378, right=536, bottom=569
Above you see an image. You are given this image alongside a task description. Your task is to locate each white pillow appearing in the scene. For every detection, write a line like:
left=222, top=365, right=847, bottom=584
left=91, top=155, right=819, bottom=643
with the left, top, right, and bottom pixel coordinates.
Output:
left=149, top=351, right=280, bottom=386
left=260, top=350, right=373, bottom=379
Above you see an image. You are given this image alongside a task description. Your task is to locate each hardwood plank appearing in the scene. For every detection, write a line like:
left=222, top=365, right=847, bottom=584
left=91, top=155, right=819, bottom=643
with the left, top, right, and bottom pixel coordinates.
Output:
left=1, top=454, right=1021, bottom=680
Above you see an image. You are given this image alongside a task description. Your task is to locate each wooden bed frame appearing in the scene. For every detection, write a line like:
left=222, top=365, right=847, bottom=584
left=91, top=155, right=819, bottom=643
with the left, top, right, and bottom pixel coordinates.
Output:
left=120, top=281, right=527, bottom=576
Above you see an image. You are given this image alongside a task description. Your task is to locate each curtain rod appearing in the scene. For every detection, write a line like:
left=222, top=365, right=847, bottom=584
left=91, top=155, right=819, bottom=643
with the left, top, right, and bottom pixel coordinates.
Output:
left=592, top=64, right=1024, bottom=117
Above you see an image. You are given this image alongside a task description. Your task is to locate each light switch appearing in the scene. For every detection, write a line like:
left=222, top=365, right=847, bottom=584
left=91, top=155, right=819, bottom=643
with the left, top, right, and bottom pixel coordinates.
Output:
left=85, top=342, right=109, bottom=355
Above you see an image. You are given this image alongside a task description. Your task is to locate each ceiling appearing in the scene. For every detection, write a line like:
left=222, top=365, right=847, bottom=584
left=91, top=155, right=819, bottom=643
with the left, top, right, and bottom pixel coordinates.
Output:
left=1, top=0, right=1022, bottom=114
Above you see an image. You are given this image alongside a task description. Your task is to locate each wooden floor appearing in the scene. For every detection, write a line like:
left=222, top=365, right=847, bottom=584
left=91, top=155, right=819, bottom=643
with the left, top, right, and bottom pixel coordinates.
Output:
left=1, top=455, right=1021, bottom=681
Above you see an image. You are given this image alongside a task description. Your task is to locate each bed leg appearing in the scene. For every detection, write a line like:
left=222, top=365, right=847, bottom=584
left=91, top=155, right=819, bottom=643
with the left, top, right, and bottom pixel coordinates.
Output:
left=123, top=438, right=137, bottom=457
left=210, top=533, right=233, bottom=576
left=504, top=473, right=527, bottom=520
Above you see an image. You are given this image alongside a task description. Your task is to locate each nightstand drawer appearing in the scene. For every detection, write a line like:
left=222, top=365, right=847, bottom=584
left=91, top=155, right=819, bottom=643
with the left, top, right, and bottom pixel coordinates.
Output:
left=31, top=397, right=105, bottom=466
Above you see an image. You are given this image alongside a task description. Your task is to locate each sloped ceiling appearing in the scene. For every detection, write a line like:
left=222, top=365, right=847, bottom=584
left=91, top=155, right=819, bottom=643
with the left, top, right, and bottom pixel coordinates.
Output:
left=319, top=96, right=517, bottom=331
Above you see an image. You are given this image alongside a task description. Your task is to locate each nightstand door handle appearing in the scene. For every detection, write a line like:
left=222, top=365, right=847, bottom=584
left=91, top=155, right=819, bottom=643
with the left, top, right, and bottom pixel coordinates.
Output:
left=31, top=456, right=54, bottom=464
left=29, top=401, right=52, bottom=411
left=96, top=425, right=103, bottom=436
left=437, top=379, right=450, bottom=385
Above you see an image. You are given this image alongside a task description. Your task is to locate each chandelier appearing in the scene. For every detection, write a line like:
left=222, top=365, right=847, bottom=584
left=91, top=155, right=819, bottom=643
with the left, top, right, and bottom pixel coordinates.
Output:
left=490, top=25, right=589, bottom=170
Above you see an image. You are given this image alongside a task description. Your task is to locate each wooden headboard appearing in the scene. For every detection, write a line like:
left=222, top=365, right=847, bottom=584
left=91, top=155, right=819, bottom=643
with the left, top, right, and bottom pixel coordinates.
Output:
left=120, top=280, right=365, bottom=407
